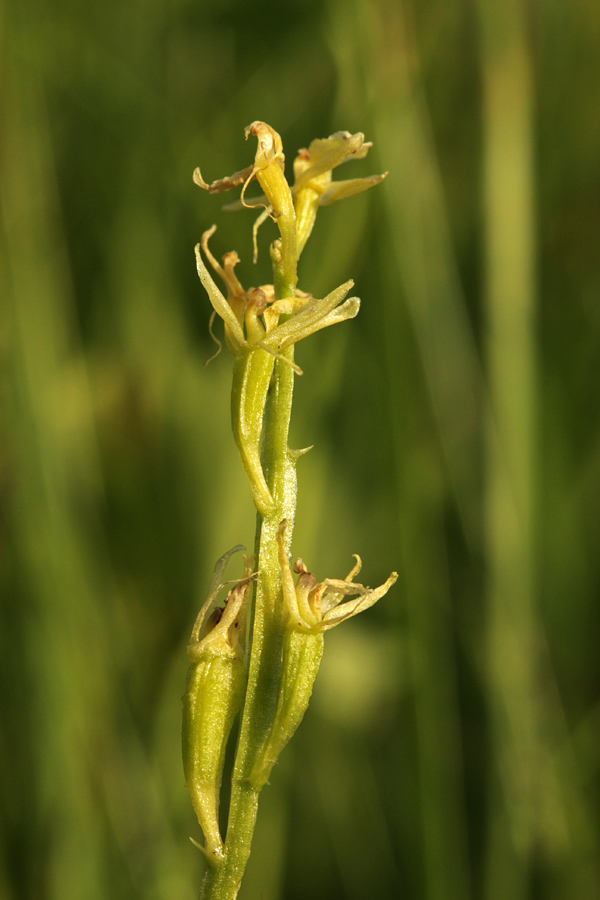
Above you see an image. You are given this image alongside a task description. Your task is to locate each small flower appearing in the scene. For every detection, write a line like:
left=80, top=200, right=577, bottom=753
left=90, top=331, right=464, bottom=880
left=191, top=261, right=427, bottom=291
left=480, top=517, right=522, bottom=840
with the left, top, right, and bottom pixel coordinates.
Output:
left=196, top=226, right=361, bottom=515
left=277, top=520, right=398, bottom=633
left=292, top=130, right=387, bottom=255
left=195, top=227, right=360, bottom=374
left=193, top=122, right=287, bottom=215
left=247, top=523, right=398, bottom=789
left=194, top=122, right=386, bottom=264
left=195, top=122, right=297, bottom=283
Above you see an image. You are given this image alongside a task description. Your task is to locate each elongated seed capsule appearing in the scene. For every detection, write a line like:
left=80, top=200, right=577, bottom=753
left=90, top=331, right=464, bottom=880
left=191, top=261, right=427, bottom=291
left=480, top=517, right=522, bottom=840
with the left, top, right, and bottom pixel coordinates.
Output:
left=182, top=551, right=253, bottom=862
left=248, top=525, right=323, bottom=789
left=231, top=343, right=276, bottom=517
left=249, top=626, right=324, bottom=790
left=182, top=649, right=245, bottom=860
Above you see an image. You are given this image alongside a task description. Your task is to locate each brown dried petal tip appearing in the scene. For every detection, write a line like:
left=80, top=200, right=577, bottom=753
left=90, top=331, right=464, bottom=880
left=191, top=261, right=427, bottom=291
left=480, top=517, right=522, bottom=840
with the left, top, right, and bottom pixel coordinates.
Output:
left=193, top=165, right=255, bottom=194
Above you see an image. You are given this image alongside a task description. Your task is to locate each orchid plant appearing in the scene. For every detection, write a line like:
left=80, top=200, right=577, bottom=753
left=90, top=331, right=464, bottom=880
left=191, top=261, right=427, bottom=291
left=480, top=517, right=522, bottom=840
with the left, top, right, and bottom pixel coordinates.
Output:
left=183, top=122, right=396, bottom=900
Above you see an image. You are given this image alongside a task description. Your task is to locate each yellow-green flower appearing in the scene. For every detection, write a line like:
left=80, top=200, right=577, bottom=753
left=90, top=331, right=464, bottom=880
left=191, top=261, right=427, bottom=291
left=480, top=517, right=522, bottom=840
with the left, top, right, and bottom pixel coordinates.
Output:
left=195, top=122, right=297, bottom=290
left=182, top=548, right=255, bottom=859
left=195, top=227, right=360, bottom=373
left=192, top=123, right=387, bottom=517
left=246, top=522, right=397, bottom=789
left=292, top=130, right=387, bottom=255
left=277, top=520, right=397, bottom=633
left=194, top=122, right=386, bottom=275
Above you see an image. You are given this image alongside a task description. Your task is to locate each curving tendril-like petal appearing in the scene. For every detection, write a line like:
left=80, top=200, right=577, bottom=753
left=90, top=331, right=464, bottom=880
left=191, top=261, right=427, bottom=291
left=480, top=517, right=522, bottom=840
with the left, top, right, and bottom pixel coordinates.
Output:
left=277, top=520, right=397, bottom=634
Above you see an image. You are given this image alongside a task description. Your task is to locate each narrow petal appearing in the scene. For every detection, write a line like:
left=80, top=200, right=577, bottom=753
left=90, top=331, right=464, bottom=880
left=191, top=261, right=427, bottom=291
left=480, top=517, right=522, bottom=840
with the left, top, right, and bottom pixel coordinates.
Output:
left=279, top=297, right=360, bottom=349
left=222, top=192, right=268, bottom=212
left=264, top=280, right=354, bottom=351
left=321, top=572, right=398, bottom=629
left=319, top=173, right=388, bottom=207
left=195, top=244, right=245, bottom=350
left=345, top=555, right=363, bottom=582
left=293, top=132, right=368, bottom=191
left=193, top=164, right=254, bottom=194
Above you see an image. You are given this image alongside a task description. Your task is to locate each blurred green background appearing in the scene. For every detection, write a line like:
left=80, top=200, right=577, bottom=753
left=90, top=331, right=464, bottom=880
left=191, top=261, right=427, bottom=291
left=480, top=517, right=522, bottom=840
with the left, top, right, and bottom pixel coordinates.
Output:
left=2, top=0, right=599, bottom=898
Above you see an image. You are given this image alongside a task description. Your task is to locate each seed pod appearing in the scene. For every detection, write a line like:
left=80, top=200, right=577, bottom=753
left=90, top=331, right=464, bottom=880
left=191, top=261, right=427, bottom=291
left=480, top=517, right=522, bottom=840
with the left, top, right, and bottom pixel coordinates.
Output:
left=248, top=520, right=398, bottom=791
left=183, top=649, right=245, bottom=860
left=249, top=626, right=324, bottom=791
left=248, top=529, right=323, bottom=790
left=182, top=549, right=253, bottom=862
left=231, top=344, right=276, bottom=517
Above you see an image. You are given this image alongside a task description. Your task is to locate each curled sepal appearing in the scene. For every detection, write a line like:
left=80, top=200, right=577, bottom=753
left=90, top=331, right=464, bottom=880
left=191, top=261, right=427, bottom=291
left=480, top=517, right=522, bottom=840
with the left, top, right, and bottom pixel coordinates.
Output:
left=182, top=551, right=255, bottom=862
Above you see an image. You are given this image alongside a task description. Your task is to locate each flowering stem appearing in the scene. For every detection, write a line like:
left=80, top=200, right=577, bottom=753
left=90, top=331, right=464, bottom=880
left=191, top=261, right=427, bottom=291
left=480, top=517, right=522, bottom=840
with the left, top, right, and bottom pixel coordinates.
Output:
left=199, top=317, right=297, bottom=900
left=190, top=122, right=394, bottom=900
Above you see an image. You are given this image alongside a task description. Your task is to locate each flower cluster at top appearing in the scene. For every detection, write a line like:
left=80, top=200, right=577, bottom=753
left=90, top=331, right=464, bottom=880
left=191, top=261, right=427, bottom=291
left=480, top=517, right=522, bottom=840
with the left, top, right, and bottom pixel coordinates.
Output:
left=193, top=122, right=387, bottom=370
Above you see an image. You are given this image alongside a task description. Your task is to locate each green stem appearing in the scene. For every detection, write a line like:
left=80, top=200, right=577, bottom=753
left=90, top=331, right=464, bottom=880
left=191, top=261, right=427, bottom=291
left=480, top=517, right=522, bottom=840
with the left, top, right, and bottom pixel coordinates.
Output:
left=199, top=349, right=296, bottom=900
left=198, top=168, right=299, bottom=898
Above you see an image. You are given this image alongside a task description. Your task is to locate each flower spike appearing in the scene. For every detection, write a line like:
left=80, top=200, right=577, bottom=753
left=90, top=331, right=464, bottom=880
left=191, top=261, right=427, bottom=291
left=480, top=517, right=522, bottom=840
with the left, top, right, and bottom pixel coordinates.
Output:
left=187, top=122, right=394, bottom=893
